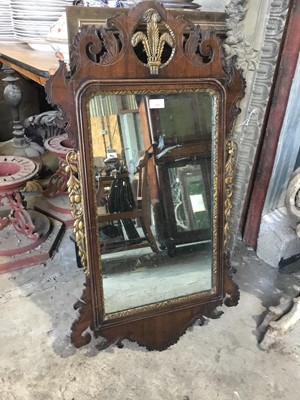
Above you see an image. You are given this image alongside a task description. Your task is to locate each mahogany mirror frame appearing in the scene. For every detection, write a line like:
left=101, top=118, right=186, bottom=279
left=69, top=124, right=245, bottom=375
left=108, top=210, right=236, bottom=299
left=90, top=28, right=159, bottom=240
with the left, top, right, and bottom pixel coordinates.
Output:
left=45, top=1, right=245, bottom=351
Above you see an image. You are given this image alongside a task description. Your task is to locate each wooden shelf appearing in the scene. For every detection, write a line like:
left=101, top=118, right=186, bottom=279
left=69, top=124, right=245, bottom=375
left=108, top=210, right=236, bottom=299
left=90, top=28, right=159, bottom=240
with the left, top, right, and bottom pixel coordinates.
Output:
left=0, top=43, right=60, bottom=86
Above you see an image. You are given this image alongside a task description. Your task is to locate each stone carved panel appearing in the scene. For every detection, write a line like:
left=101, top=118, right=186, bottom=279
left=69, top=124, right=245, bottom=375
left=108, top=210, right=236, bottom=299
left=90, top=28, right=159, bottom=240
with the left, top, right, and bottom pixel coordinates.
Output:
left=224, top=0, right=260, bottom=71
left=226, top=0, right=290, bottom=250
left=24, top=110, right=65, bottom=146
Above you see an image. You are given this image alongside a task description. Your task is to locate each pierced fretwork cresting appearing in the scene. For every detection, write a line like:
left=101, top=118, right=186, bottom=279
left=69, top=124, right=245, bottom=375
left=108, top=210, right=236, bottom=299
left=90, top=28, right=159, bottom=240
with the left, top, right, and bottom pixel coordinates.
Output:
left=46, top=2, right=244, bottom=147
left=68, top=2, right=225, bottom=79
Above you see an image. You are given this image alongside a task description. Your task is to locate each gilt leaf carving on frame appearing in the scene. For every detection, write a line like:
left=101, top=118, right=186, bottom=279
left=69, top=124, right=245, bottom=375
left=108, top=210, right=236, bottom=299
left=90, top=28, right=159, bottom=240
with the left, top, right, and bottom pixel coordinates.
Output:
left=131, top=8, right=176, bottom=74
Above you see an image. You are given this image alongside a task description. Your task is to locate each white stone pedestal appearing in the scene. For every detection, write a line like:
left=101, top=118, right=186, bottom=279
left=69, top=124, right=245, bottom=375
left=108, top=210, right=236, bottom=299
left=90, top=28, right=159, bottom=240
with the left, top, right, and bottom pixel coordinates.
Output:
left=257, top=207, right=300, bottom=268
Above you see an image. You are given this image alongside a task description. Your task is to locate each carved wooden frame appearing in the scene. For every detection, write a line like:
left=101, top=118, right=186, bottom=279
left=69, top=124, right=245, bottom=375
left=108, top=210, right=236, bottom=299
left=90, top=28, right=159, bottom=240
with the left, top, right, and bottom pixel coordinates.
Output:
left=45, top=1, right=245, bottom=351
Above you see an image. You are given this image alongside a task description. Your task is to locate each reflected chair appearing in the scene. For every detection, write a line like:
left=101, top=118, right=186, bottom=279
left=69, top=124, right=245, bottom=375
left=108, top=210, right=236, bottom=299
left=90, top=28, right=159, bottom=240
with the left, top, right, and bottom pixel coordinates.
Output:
left=97, top=151, right=159, bottom=254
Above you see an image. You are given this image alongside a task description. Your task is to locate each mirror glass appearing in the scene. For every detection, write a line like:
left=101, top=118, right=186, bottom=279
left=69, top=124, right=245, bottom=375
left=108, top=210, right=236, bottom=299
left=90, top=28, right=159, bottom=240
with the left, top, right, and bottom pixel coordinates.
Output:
left=87, top=90, right=215, bottom=314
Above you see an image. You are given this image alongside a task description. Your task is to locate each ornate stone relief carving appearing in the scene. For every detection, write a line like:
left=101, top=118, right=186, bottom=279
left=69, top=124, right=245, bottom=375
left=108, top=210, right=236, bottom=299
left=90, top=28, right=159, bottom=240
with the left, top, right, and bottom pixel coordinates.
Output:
left=224, top=0, right=260, bottom=72
left=228, top=0, right=290, bottom=250
left=24, top=110, right=65, bottom=146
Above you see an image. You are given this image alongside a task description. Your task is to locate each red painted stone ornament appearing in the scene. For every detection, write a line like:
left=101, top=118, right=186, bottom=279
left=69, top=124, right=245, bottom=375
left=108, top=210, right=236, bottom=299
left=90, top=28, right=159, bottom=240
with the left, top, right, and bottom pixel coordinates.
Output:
left=35, top=133, right=74, bottom=226
left=0, top=156, right=39, bottom=238
left=0, top=155, right=64, bottom=272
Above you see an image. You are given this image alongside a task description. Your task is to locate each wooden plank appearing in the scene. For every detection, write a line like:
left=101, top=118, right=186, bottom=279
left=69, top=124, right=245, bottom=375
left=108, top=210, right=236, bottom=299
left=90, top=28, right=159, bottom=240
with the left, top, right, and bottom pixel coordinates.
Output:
left=0, top=44, right=59, bottom=86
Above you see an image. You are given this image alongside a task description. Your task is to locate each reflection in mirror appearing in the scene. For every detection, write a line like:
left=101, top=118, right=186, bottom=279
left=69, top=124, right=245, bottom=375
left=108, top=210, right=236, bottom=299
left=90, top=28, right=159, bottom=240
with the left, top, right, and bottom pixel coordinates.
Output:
left=87, top=91, right=215, bottom=314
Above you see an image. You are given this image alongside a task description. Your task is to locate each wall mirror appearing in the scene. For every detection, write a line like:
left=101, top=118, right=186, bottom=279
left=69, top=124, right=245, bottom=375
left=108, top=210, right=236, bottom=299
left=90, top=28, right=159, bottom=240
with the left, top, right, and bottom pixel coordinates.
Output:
left=46, top=1, right=245, bottom=350
left=88, top=89, right=214, bottom=314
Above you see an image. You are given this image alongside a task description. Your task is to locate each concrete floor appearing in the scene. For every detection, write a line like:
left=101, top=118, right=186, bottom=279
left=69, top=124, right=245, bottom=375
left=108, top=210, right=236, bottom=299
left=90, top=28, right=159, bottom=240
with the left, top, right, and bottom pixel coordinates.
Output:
left=0, top=229, right=300, bottom=400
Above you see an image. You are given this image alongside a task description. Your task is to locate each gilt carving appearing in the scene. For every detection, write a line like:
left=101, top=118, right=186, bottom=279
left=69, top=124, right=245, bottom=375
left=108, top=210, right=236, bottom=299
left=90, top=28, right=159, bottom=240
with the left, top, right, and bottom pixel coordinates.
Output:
left=65, top=151, right=88, bottom=275
left=224, top=139, right=236, bottom=248
left=131, top=8, right=175, bottom=74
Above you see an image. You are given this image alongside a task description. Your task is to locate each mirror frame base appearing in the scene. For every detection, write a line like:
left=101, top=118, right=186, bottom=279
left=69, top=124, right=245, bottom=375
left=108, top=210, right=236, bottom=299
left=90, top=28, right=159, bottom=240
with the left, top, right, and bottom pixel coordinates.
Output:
left=71, top=278, right=224, bottom=351
left=93, top=303, right=224, bottom=351
left=71, top=257, right=239, bottom=351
